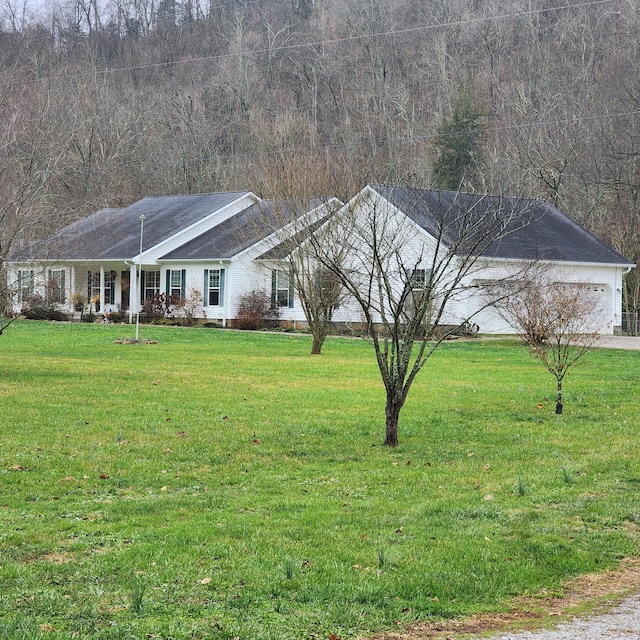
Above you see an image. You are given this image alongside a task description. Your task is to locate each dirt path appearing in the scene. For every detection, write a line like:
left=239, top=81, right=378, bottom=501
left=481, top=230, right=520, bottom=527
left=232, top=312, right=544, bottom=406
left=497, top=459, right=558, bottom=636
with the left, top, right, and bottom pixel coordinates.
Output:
left=367, top=559, right=640, bottom=639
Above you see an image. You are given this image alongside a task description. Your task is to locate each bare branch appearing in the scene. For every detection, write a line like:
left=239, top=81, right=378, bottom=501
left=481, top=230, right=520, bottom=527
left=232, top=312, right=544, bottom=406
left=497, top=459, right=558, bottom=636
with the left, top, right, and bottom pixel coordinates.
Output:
left=493, top=271, right=605, bottom=414
left=308, top=184, right=541, bottom=445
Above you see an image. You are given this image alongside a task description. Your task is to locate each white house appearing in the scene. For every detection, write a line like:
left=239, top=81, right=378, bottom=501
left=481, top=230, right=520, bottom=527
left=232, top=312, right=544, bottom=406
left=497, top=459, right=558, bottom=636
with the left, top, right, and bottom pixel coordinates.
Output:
left=323, top=185, right=635, bottom=335
left=5, top=191, right=341, bottom=327
left=5, top=185, right=634, bottom=334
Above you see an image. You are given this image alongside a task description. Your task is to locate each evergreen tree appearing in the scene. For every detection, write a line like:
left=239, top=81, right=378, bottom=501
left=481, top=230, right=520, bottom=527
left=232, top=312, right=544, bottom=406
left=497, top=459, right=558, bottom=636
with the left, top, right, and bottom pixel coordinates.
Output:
left=433, top=92, right=486, bottom=191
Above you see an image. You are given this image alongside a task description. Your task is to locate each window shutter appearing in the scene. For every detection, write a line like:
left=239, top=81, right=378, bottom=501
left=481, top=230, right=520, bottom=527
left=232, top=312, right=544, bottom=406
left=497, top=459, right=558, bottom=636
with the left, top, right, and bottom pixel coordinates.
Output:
left=181, top=269, right=186, bottom=297
left=203, top=269, right=209, bottom=307
left=140, top=270, right=146, bottom=303
left=165, top=270, right=170, bottom=297
left=219, top=269, right=225, bottom=306
left=271, top=270, right=277, bottom=306
left=288, top=269, right=294, bottom=308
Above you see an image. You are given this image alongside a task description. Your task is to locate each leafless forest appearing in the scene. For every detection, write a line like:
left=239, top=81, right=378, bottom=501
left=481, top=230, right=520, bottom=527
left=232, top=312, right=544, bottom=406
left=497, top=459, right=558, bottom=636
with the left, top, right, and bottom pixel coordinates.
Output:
left=2, top=0, right=640, bottom=308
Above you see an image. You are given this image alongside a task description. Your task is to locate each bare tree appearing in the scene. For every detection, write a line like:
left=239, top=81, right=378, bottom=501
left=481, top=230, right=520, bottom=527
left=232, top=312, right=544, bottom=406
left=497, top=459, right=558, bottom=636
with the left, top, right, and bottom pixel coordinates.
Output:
left=286, top=209, right=346, bottom=354
left=0, top=269, right=21, bottom=336
left=251, top=195, right=346, bottom=355
left=253, top=151, right=359, bottom=355
left=0, top=0, right=33, bottom=31
left=309, top=185, right=537, bottom=446
left=0, top=77, right=66, bottom=272
left=495, top=275, right=604, bottom=415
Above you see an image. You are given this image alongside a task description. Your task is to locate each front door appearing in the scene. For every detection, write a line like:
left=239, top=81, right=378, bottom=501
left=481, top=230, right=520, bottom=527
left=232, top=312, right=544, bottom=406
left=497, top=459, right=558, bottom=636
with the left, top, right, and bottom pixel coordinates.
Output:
left=121, top=271, right=130, bottom=311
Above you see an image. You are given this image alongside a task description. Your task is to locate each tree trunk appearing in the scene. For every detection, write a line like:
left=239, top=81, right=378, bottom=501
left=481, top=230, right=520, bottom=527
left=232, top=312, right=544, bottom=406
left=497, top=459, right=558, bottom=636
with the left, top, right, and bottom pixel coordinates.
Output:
left=310, top=335, right=323, bottom=354
left=384, top=396, right=403, bottom=446
left=555, top=376, right=563, bottom=415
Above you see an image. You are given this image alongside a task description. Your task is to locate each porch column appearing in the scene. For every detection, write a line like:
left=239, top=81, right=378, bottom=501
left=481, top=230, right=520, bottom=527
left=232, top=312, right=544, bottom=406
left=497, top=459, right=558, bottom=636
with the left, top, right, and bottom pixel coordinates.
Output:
left=218, top=264, right=226, bottom=328
left=100, top=266, right=105, bottom=314
left=70, top=266, right=76, bottom=309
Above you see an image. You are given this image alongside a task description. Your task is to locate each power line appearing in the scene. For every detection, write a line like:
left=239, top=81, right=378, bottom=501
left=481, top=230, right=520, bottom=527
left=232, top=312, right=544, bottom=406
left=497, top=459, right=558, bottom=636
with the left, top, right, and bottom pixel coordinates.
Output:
left=5, top=0, right=616, bottom=85
left=100, top=0, right=616, bottom=75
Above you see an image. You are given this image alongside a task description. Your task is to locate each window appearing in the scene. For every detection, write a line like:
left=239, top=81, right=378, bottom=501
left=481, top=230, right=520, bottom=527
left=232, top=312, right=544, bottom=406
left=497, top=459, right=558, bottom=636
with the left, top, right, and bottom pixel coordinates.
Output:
left=17, top=270, right=34, bottom=304
left=272, top=269, right=293, bottom=308
left=204, top=268, right=225, bottom=306
left=405, top=268, right=433, bottom=315
left=142, top=270, right=160, bottom=301
left=104, top=271, right=115, bottom=305
left=409, top=268, right=431, bottom=290
left=87, top=270, right=116, bottom=310
left=46, top=269, right=66, bottom=305
left=88, top=270, right=101, bottom=304
left=165, top=269, right=186, bottom=301
left=170, top=270, right=183, bottom=299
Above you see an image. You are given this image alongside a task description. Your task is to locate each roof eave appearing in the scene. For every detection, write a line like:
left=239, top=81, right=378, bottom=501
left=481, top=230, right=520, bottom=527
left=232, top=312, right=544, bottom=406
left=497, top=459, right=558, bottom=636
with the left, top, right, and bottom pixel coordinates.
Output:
left=479, top=255, right=636, bottom=269
left=158, top=258, right=232, bottom=263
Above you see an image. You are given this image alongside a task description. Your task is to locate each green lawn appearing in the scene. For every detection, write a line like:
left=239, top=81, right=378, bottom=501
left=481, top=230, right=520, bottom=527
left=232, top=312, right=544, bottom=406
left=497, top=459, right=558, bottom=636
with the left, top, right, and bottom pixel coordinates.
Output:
left=1, top=321, right=639, bottom=639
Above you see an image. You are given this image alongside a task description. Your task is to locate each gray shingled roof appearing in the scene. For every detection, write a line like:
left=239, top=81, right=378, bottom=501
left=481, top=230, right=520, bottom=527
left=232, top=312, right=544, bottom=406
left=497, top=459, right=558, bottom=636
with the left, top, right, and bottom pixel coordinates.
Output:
left=257, top=199, right=343, bottom=260
left=371, top=184, right=633, bottom=265
left=10, top=192, right=249, bottom=261
left=161, top=199, right=337, bottom=260
left=10, top=187, right=630, bottom=268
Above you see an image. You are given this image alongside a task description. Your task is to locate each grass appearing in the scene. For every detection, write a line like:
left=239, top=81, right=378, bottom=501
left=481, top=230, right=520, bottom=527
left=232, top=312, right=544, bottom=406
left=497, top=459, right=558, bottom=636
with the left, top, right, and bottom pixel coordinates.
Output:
left=0, top=320, right=639, bottom=639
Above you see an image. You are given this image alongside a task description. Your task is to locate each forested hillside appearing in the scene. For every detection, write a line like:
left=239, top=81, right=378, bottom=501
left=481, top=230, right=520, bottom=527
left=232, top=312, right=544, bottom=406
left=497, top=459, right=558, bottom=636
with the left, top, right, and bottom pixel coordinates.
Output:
left=2, top=0, right=640, bottom=308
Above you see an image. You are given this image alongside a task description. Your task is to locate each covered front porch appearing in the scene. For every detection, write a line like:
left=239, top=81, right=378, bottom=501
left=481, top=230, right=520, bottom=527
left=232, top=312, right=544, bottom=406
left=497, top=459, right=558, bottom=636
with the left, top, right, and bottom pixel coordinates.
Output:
left=6, top=262, right=128, bottom=319
left=67, top=262, right=152, bottom=322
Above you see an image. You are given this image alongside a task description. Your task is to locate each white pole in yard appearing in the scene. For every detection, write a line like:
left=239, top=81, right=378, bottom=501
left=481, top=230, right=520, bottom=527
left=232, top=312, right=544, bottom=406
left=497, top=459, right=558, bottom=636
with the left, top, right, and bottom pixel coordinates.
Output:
left=135, top=214, right=146, bottom=341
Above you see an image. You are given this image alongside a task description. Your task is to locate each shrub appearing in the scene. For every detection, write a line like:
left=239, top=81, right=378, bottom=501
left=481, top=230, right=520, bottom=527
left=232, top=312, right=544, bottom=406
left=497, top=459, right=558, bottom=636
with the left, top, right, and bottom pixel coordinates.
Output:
left=151, top=316, right=183, bottom=326
left=21, top=293, right=45, bottom=312
left=69, top=292, right=87, bottom=311
left=23, top=308, right=69, bottom=321
left=180, top=288, right=204, bottom=326
left=142, top=293, right=165, bottom=318
left=235, top=290, right=277, bottom=330
left=142, top=293, right=170, bottom=319
left=20, top=291, right=69, bottom=321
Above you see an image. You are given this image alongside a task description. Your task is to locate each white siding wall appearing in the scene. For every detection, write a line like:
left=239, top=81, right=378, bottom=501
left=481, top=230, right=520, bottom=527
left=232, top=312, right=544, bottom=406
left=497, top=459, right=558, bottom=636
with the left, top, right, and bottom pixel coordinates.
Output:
left=158, top=258, right=309, bottom=324
left=463, top=262, right=621, bottom=335
left=7, top=262, right=73, bottom=313
left=305, top=187, right=629, bottom=335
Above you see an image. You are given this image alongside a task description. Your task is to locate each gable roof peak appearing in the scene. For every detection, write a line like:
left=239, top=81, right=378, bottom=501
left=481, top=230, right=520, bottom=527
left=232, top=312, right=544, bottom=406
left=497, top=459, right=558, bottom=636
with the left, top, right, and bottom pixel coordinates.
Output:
left=365, top=183, right=632, bottom=266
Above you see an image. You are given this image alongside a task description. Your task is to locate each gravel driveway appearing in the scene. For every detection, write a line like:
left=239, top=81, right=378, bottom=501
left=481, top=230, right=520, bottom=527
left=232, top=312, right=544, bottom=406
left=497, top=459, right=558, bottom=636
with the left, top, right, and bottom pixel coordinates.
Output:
left=468, top=595, right=640, bottom=639
left=597, top=336, right=640, bottom=350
